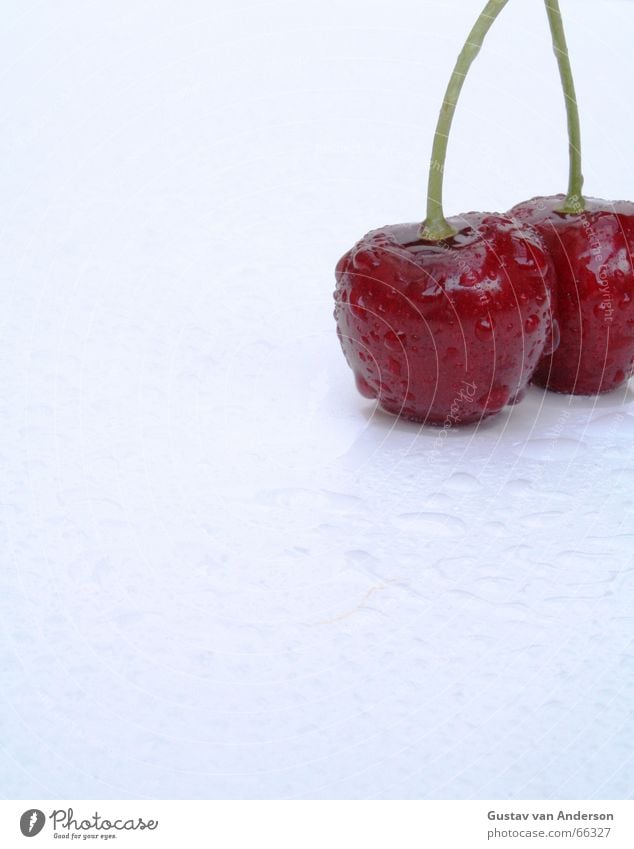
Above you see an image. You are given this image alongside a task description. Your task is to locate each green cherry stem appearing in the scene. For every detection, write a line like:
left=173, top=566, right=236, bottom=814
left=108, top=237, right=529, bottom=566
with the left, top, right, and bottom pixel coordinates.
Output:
left=545, top=0, right=585, bottom=212
left=421, top=0, right=511, bottom=241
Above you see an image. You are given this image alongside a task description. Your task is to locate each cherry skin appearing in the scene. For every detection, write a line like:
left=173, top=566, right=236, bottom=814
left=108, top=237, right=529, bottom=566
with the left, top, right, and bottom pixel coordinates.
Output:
left=510, top=195, right=634, bottom=394
left=334, top=212, right=558, bottom=425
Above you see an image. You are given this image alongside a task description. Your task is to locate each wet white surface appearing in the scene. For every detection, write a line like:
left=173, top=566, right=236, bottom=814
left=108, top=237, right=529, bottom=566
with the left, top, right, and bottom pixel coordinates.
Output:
left=1, top=0, right=633, bottom=799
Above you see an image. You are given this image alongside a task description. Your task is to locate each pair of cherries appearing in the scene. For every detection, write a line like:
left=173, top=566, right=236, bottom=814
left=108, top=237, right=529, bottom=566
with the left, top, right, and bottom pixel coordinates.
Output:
left=333, top=0, right=634, bottom=425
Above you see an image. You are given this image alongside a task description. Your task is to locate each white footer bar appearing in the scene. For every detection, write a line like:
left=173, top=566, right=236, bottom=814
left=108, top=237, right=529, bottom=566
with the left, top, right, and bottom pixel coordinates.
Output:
left=0, top=800, right=630, bottom=848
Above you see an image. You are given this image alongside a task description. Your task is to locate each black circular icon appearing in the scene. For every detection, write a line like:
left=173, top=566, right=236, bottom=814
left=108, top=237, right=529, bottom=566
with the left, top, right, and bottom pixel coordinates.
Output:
left=20, top=810, right=45, bottom=837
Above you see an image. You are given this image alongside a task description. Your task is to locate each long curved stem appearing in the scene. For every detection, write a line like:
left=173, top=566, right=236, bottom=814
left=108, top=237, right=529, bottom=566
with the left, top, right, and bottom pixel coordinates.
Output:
left=545, top=0, right=585, bottom=212
left=421, top=0, right=511, bottom=241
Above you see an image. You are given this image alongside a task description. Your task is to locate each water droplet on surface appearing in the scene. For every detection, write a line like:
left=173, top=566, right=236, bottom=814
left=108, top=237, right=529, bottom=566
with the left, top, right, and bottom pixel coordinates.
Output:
left=395, top=512, right=467, bottom=537
left=482, top=521, right=507, bottom=537
left=475, top=317, right=493, bottom=341
left=585, top=412, right=634, bottom=437
left=504, top=478, right=532, bottom=495
left=518, top=437, right=586, bottom=460
left=520, top=511, right=564, bottom=529
left=443, top=472, right=481, bottom=493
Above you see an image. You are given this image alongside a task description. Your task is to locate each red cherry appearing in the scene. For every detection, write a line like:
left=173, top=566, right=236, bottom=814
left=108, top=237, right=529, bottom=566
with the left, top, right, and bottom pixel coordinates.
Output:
left=510, top=195, right=634, bottom=394
left=334, top=213, right=558, bottom=425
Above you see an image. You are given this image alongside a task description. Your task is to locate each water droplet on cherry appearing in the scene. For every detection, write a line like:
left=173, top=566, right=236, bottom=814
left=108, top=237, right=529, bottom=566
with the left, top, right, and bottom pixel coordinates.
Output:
left=593, top=301, right=613, bottom=320
left=384, top=330, right=405, bottom=351
left=387, top=357, right=401, bottom=376
left=349, top=289, right=366, bottom=318
left=353, top=248, right=381, bottom=271
left=525, top=314, right=540, bottom=333
left=508, top=388, right=527, bottom=406
left=335, top=254, right=350, bottom=279
left=355, top=373, right=376, bottom=399
left=543, top=318, right=560, bottom=355
left=475, top=317, right=493, bottom=341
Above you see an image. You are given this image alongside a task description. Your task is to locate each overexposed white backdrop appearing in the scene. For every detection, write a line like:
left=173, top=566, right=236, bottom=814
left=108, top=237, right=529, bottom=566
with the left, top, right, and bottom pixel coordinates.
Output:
left=1, top=0, right=634, bottom=799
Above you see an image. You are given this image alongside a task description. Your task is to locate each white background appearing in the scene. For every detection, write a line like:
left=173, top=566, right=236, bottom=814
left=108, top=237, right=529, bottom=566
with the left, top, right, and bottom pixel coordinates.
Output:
left=1, top=0, right=633, bottom=800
